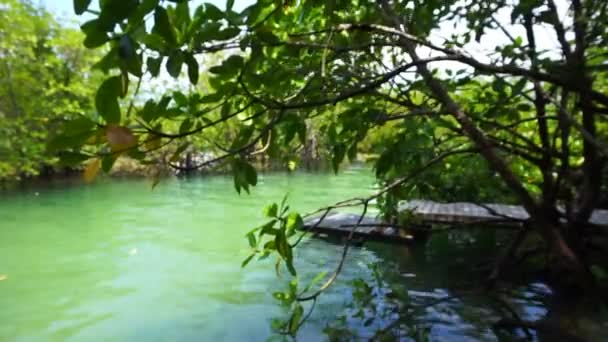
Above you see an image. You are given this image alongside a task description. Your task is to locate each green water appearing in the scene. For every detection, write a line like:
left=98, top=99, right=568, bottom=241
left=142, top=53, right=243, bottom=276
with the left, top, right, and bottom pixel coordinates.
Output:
left=0, top=168, right=605, bottom=341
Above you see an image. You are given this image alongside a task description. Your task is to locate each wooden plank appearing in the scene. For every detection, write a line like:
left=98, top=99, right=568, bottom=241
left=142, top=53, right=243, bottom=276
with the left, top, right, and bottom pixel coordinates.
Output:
left=400, top=200, right=608, bottom=227
left=303, top=212, right=417, bottom=244
left=302, top=200, right=608, bottom=245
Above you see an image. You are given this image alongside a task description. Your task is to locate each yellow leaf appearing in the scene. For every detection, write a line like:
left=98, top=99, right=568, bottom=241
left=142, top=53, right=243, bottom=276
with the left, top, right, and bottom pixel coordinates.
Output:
left=0, top=275, right=7, bottom=281
left=85, top=130, right=106, bottom=145
left=145, top=135, right=161, bottom=150
left=149, top=167, right=162, bottom=190
left=85, top=135, right=98, bottom=145
left=151, top=175, right=161, bottom=189
left=169, top=152, right=180, bottom=163
left=83, top=158, right=101, bottom=183
left=106, top=124, right=138, bottom=152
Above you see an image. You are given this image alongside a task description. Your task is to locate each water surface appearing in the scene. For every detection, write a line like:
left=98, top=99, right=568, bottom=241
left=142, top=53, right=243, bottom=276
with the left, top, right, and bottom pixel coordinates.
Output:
left=1, top=168, right=605, bottom=341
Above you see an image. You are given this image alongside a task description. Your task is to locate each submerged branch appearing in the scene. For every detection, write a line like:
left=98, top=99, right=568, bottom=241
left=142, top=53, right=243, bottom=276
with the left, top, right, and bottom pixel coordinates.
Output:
left=296, top=148, right=476, bottom=303
left=297, top=203, right=368, bottom=302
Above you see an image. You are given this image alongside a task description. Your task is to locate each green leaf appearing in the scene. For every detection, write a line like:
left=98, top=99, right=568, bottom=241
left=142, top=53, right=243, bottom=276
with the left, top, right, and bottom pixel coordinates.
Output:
left=288, top=304, right=304, bottom=335
left=492, top=79, right=505, bottom=94
left=81, top=20, right=109, bottom=48
left=119, top=71, right=130, bottom=97
left=141, top=33, right=167, bottom=52
left=511, top=78, right=527, bottom=95
left=208, top=65, right=223, bottom=75
left=141, top=99, right=158, bottom=122
left=215, top=102, right=229, bottom=119
left=196, top=21, right=222, bottom=43
left=225, top=54, right=244, bottom=69
left=118, top=35, right=136, bottom=60
left=101, top=154, right=117, bottom=172
left=179, top=119, right=193, bottom=134
left=170, top=143, right=190, bottom=162
left=74, top=0, right=92, bottom=15
left=153, top=6, right=177, bottom=45
left=205, top=3, right=224, bottom=21
left=146, top=56, right=162, bottom=76
left=286, top=213, right=303, bottom=234
left=274, top=257, right=282, bottom=276
left=332, top=143, right=346, bottom=174
left=200, top=92, right=223, bottom=103
left=297, top=121, right=307, bottom=145
left=375, top=150, right=393, bottom=177
left=275, top=234, right=288, bottom=259
left=158, top=96, right=172, bottom=110
left=513, top=36, right=523, bottom=46
left=233, top=158, right=257, bottom=194
left=118, top=36, right=142, bottom=77
left=184, top=53, right=199, bottom=85
left=256, top=30, right=280, bottom=44
left=99, top=0, right=138, bottom=22
left=216, top=27, right=241, bottom=40
left=591, top=265, right=608, bottom=280
left=128, top=149, right=146, bottom=160
left=260, top=220, right=279, bottom=236
left=275, top=231, right=295, bottom=276
left=264, top=203, right=278, bottom=218
left=93, top=47, right=119, bottom=72
left=302, top=271, right=327, bottom=293
left=347, top=143, right=358, bottom=162
left=64, top=116, right=96, bottom=133
left=516, top=103, right=532, bottom=111
left=263, top=241, right=276, bottom=251
left=279, top=193, right=289, bottom=213
left=233, top=174, right=244, bottom=194
left=231, top=125, right=254, bottom=150
left=247, top=231, right=257, bottom=248
left=174, top=1, right=191, bottom=29
left=285, top=258, right=296, bottom=277
left=57, top=151, right=91, bottom=166
left=209, top=55, right=243, bottom=78
left=173, top=91, right=188, bottom=107
left=166, top=50, right=184, bottom=78
left=95, top=76, right=123, bottom=124
left=48, top=130, right=94, bottom=152
left=243, top=161, right=257, bottom=186
left=288, top=279, right=298, bottom=295
left=227, top=0, right=235, bottom=11
left=241, top=253, right=256, bottom=268
left=272, top=291, right=288, bottom=302
left=129, top=0, right=159, bottom=24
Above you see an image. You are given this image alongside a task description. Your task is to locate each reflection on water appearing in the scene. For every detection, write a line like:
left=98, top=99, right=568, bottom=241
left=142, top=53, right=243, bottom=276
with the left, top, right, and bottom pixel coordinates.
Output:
left=0, top=169, right=606, bottom=341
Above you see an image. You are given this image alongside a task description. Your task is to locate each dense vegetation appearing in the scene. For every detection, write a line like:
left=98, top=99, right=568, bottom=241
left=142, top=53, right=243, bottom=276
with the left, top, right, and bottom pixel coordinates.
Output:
left=3, top=0, right=607, bottom=338
left=0, top=0, right=105, bottom=181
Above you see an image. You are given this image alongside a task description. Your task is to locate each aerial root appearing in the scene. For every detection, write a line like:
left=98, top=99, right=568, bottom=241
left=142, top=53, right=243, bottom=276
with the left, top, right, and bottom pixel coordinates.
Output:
left=486, top=228, right=529, bottom=287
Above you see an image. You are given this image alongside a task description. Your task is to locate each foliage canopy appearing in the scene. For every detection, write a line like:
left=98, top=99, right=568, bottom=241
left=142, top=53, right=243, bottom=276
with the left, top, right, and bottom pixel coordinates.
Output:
left=0, top=0, right=104, bottom=180
left=35, top=0, right=608, bottom=336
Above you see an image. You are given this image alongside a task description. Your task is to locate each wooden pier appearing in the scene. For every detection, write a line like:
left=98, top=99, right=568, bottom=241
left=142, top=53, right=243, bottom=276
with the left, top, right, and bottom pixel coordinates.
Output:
left=303, top=212, right=420, bottom=243
left=399, top=200, right=608, bottom=227
left=302, top=200, right=608, bottom=243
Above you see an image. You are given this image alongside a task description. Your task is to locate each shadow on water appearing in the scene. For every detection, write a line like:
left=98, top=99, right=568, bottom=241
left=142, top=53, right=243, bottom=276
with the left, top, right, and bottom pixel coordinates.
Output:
left=312, top=227, right=608, bottom=341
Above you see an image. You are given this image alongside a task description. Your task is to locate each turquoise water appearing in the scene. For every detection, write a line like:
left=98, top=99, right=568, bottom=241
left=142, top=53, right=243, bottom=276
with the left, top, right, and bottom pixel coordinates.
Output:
left=0, top=169, right=380, bottom=340
left=1, top=168, right=605, bottom=341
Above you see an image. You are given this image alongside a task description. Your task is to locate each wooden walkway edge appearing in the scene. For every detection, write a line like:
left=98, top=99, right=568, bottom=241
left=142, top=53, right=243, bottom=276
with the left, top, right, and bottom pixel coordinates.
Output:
left=302, top=200, right=608, bottom=244
left=303, top=212, right=419, bottom=244
left=399, top=200, right=608, bottom=227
